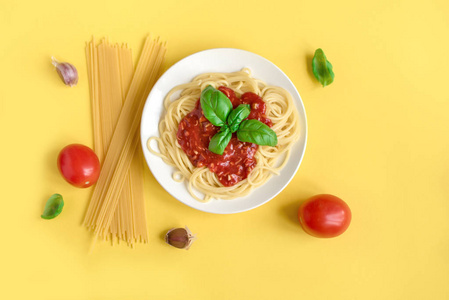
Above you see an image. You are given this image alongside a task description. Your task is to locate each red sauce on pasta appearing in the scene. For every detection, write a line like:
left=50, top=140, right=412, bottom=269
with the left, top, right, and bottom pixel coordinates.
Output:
left=177, top=86, right=272, bottom=187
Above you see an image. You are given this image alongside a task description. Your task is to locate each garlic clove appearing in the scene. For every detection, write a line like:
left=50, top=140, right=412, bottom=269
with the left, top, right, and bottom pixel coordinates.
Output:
left=165, top=226, right=196, bottom=250
left=51, top=57, right=78, bottom=87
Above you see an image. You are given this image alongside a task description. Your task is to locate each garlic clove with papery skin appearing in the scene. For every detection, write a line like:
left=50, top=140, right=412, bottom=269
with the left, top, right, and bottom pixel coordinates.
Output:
left=165, top=227, right=196, bottom=250
left=51, top=57, right=78, bottom=87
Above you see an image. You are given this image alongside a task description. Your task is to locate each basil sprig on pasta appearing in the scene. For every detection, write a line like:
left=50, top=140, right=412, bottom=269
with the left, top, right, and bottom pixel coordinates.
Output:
left=208, top=126, right=232, bottom=155
left=200, top=85, right=233, bottom=127
left=228, top=104, right=250, bottom=132
left=237, top=119, right=278, bottom=147
left=200, top=85, right=277, bottom=155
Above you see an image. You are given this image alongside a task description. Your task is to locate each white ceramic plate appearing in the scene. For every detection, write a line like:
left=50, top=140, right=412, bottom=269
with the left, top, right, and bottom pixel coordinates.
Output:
left=141, top=48, right=307, bottom=214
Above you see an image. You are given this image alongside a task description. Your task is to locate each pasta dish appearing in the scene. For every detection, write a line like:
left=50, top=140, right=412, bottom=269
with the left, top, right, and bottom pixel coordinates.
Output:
left=147, top=68, right=300, bottom=202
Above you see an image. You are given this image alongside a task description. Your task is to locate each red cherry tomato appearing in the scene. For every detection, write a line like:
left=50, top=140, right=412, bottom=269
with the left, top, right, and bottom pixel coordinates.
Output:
left=57, top=144, right=100, bottom=188
left=298, top=194, right=351, bottom=238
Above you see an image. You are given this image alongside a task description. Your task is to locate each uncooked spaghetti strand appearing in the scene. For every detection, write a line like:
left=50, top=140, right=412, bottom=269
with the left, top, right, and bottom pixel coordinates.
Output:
left=97, top=39, right=163, bottom=236
left=85, top=37, right=153, bottom=229
left=89, top=37, right=166, bottom=238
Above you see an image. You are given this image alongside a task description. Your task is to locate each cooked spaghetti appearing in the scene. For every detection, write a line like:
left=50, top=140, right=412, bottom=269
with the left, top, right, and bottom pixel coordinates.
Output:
left=147, top=68, right=300, bottom=202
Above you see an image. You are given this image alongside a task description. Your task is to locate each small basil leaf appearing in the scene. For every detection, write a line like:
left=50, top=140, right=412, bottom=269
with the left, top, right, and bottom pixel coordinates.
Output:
left=200, top=85, right=233, bottom=127
left=227, top=104, right=251, bottom=133
left=312, top=48, right=334, bottom=87
left=41, top=194, right=64, bottom=220
left=208, top=127, right=232, bottom=155
left=237, top=119, right=278, bottom=146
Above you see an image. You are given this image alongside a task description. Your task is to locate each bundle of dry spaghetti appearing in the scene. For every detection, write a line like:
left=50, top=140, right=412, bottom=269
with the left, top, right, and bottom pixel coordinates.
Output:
left=84, top=36, right=166, bottom=247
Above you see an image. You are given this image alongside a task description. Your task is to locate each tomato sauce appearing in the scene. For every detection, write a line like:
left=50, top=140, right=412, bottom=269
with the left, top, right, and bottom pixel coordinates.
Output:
left=177, top=86, right=273, bottom=187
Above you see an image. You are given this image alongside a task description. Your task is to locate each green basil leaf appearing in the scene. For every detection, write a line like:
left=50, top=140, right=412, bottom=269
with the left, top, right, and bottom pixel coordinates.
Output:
left=237, top=119, right=278, bottom=146
left=208, top=126, right=232, bottom=155
left=200, top=85, right=233, bottom=127
left=312, top=48, right=334, bottom=87
left=41, top=194, right=64, bottom=220
left=227, top=104, right=251, bottom=133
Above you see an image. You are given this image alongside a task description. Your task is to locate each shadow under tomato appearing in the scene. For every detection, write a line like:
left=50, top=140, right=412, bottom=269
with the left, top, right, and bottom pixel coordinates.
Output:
left=281, top=201, right=302, bottom=228
left=45, top=145, right=64, bottom=186
left=276, top=178, right=321, bottom=234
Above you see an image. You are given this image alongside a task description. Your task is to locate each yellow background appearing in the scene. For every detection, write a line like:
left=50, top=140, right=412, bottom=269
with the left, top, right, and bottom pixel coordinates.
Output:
left=1, top=0, right=448, bottom=299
